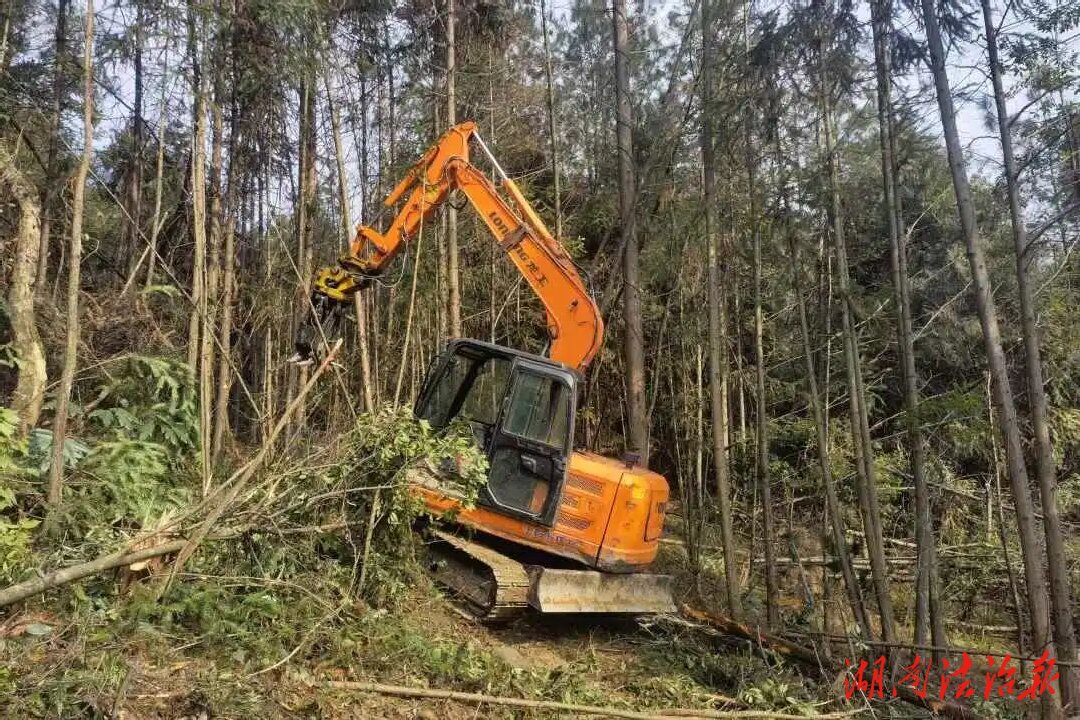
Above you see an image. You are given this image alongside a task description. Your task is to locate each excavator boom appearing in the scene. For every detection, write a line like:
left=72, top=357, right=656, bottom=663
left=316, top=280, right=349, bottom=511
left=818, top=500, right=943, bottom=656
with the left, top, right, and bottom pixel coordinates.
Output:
left=310, top=122, right=603, bottom=370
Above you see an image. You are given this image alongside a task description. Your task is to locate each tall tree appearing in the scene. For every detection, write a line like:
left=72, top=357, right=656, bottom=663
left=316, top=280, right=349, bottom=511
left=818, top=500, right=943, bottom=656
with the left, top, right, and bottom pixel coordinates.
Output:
left=869, top=0, right=944, bottom=651
left=918, top=0, right=1060, bottom=712
left=819, top=77, right=895, bottom=643
left=187, top=0, right=210, bottom=488
left=142, top=51, right=169, bottom=290
left=742, top=3, right=776, bottom=628
left=701, top=0, right=741, bottom=619
left=46, top=0, right=93, bottom=505
left=294, top=79, right=318, bottom=427
left=200, top=58, right=225, bottom=469
left=35, top=0, right=70, bottom=292
left=212, top=89, right=240, bottom=462
left=445, top=0, right=461, bottom=338
left=611, top=0, right=648, bottom=466
left=748, top=140, right=776, bottom=628
left=327, top=73, right=375, bottom=412
left=1, top=146, right=46, bottom=434
left=540, top=0, right=563, bottom=241
left=981, top=0, right=1078, bottom=703
left=123, top=0, right=145, bottom=280
left=793, top=232, right=872, bottom=639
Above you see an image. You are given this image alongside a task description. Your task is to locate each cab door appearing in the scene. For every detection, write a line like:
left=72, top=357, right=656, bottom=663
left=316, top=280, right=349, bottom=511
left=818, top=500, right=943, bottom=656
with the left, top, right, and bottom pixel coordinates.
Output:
left=481, top=359, right=576, bottom=527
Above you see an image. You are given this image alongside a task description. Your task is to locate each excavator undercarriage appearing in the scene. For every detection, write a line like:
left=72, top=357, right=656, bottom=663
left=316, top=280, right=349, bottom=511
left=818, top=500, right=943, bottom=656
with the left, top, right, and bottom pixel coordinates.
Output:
left=423, top=528, right=676, bottom=622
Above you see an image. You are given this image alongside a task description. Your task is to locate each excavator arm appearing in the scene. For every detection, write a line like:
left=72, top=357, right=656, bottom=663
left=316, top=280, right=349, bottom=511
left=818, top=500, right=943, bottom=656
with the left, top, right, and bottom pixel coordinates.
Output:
left=301, top=122, right=603, bottom=371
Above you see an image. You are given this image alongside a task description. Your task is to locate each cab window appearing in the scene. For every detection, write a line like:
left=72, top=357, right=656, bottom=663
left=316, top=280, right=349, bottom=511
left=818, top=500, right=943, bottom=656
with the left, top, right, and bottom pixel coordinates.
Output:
left=502, top=371, right=570, bottom=450
left=460, top=357, right=510, bottom=426
left=417, top=351, right=511, bottom=430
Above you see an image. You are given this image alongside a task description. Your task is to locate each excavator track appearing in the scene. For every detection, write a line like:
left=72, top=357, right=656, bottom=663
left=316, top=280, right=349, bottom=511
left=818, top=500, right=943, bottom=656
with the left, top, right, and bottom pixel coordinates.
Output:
left=424, top=529, right=531, bottom=623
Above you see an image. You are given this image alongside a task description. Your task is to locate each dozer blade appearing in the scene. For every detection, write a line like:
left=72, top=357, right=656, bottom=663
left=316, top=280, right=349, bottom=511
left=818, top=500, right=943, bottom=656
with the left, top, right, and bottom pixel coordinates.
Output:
left=526, top=567, right=676, bottom=615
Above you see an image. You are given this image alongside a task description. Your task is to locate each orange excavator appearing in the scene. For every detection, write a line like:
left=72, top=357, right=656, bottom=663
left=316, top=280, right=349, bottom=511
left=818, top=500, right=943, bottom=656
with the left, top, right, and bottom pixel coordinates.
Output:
left=297, top=122, right=673, bottom=620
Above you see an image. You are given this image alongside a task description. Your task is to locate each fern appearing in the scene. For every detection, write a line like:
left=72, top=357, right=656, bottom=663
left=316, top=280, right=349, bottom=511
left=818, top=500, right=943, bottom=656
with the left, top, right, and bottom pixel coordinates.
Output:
left=88, top=355, right=199, bottom=458
left=76, top=439, right=190, bottom=527
left=0, top=408, right=40, bottom=583
left=26, top=428, right=91, bottom=474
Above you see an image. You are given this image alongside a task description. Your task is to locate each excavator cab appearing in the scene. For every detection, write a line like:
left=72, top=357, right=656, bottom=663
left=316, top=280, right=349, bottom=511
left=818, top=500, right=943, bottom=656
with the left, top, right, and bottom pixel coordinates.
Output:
left=413, top=338, right=675, bottom=619
left=416, top=339, right=576, bottom=528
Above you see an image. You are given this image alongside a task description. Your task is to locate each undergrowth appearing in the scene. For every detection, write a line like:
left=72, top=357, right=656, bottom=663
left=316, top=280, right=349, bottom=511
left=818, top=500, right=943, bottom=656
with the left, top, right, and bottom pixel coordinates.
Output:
left=2, top=386, right=846, bottom=718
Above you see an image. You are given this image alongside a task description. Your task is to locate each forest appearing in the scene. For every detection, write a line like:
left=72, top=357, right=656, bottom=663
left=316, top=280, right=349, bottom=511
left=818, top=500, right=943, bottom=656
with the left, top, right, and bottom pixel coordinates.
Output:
left=0, top=0, right=1078, bottom=714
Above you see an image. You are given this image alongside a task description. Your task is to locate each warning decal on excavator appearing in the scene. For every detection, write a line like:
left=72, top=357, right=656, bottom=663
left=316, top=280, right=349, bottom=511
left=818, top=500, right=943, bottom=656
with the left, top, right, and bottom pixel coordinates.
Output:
left=523, top=524, right=581, bottom=550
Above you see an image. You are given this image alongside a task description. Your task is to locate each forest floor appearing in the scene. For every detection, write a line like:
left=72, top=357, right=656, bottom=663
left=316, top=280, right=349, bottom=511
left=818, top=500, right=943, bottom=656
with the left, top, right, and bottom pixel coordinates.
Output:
left=0, top=536, right=857, bottom=720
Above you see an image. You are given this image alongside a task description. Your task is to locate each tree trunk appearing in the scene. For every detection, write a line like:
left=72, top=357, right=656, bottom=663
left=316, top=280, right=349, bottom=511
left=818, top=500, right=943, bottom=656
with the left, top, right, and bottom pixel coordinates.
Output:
left=143, top=54, right=169, bottom=290
left=540, top=0, right=563, bottom=241
left=327, top=72, right=375, bottom=413
left=435, top=87, right=448, bottom=345
left=35, top=0, right=70, bottom=292
left=792, top=237, right=871, bottom=639
left=187, top=0, right=209, bottom=489
left=211, top=101, right=240, bottom=462
left=290, top=80, right=317, bottom=429
left=740, top=2, right=775, bottom=627
left=124, top=0, right=144, bottom=281
left=1, top=145, right=46, bottom=434
left=746, top=136, right=776, bottom=629
left=918, top=0, right=1059, bottom=713
left=46, top=0, right=93, bottom=506
left=819, top=85, right=896, bottom=644
left=869, top=0, right=944, bottom=653
left=612, top=0, right=648, bottom=466
left=981, top=0, right=1078, bottom=705
left=700, top=0, right=741, bottom=618
left=0, top=11, right=10, bottom=73
left=445, top=0, right=461, bottom=338
left=200, top=71, right=224, bottom=474
left=326, top=81, right=350, bottom=255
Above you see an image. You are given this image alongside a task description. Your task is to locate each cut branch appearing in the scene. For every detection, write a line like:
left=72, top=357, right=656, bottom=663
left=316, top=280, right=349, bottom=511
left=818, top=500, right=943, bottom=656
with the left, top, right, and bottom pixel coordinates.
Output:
left=0, top=530, right=237, bottom=608
left=158, top=339, right=344, bottom=595
left=322, top=680, right=858, bottom=720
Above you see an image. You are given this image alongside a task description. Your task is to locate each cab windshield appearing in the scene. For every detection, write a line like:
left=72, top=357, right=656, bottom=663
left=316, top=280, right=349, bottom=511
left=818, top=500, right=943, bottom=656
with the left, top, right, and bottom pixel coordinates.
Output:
left=417, top=350, right=512, bottom=431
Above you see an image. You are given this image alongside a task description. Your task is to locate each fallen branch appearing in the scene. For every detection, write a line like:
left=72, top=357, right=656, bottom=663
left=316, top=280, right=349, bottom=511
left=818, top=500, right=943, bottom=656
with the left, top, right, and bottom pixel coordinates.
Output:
left=679, top=606, right=828, bottom=670
left=680, top=607, right=984, bottom=720
left=0, top=530, right=237, bottom=608
left=321, top=680, right=859, bottom=720
left=159, top=339, right=344, bottom=596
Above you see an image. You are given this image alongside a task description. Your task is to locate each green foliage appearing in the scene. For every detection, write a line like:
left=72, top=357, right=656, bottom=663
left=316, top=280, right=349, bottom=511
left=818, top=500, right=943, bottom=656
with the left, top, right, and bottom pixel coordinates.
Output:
left=84, top=355, right=199, bottom=459
left=75, top=439, right=189, bottom=527
left=4, top=357, right=198, bottom=543
left=0, top=408, right=39, bottom=584
left=1050, top=406, right=1080, bottom=469
left=139, top=284, right=181, bottom=299
left=743, top=677, right=816, bottom=716
left=1057, top=472, right=1080, bottom=515
left=0, top=356, right=198, bottom=554
left=26, top=429, right=90, bottom=474
left=0, top=484, right=38, bottom=585
left=638, top=627, right=818, bottom=714
left=917, top=388, right=993, bottom=466
left=327, top=404, right=489, bottom=605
